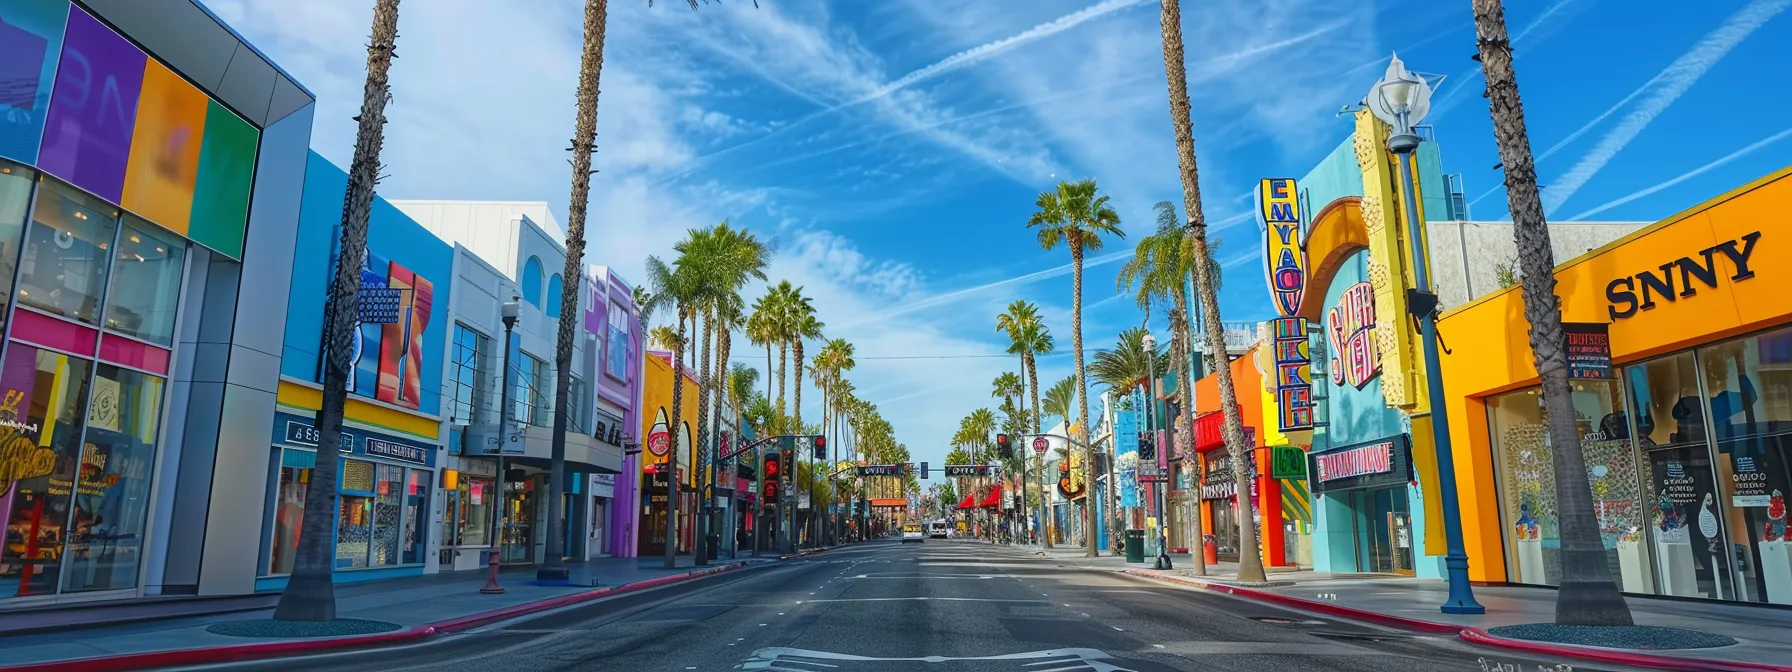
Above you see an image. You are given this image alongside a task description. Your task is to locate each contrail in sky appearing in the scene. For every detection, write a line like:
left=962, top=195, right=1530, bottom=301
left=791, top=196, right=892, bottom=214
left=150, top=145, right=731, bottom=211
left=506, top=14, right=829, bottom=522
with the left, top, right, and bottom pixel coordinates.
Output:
left=841, top=249, right=1135, bottom=328
left=1565, top=127, right=1792, bottom=221
left=1543, top=0, right=1790, bottom=215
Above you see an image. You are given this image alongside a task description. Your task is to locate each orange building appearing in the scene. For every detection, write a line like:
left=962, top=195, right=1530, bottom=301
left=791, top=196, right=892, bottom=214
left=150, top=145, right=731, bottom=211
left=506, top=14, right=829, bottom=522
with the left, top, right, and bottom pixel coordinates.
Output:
left=1190, top=346, right=1291, bottom=565
left=638, top=350, right=701, bottom=556
left=1438, top=167, right=1792, bottom=606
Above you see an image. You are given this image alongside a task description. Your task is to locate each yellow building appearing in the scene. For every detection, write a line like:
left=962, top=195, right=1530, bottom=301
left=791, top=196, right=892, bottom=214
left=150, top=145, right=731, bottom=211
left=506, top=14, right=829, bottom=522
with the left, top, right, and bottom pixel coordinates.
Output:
left=1439, top=166, right=1792, bottom=605
left=638, top=350, right=700, bottom=556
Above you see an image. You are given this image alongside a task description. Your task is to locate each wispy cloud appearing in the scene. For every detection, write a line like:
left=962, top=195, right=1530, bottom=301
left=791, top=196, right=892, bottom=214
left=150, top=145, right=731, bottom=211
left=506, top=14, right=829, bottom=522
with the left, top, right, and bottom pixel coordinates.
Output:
left=1564, top=127, right=1792, bottom=221
left=1542, top=0, right=1790, bottom=214
left=839, top=249, right=1136, bottom=329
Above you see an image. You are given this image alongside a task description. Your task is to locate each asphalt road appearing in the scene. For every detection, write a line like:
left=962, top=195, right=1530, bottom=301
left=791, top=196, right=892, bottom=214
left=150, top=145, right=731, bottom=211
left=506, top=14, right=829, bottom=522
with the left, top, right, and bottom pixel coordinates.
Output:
left=194, top=539, right=1619, bottom=672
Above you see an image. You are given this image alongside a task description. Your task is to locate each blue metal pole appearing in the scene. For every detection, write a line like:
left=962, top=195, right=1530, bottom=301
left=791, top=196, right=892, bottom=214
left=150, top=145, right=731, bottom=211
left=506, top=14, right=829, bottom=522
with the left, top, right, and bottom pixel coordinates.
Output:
left=1391, top=135, right=1485, bottom=615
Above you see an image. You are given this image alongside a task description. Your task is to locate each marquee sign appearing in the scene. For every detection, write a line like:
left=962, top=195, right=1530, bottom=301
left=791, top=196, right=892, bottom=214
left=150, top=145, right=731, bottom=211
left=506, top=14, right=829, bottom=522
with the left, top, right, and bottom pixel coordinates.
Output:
left=1327, top=281, right=1381, bottom=389
left=1258, top=178, right=1307, bottom=316
left=1308, top=434, right=1411, bottom=493
left=1270, top=317, right=1314, bottom=431
left=1313, top=441, right=1393, bottom=483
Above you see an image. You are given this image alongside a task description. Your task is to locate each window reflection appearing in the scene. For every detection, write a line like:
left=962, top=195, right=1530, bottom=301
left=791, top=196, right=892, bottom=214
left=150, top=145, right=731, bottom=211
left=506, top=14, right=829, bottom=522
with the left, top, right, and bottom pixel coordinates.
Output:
left=0, top=345, right=96, bottom=597
left=1627, top=353, right=1734, bottom=600
left=62, top=366, right=164, bottom=593
left=105, top=220, right=186, bottom=346
left=1698, top=329, right=1792, bottom=605
left=22, top=179, right=119, bottom=324
left=0, top=161, right=33, bottom=312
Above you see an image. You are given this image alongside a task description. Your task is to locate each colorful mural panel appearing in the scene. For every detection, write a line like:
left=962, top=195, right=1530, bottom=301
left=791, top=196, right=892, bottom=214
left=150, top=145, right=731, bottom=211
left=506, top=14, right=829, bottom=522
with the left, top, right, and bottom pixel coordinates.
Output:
left=1270, top=317, right=1314, bottom=431
left=0, top=0, right=68, bottom=165
left=1326, top=280, right=1381, bottom=390
left=376, top=261, right=434, bottom=410
left=14, top=4, right=258, bottom=259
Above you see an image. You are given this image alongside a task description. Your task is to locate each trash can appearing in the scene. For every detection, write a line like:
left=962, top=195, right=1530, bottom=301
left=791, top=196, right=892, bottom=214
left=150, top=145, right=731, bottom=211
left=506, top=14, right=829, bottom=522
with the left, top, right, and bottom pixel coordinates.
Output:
left=706, top=534, right=720, bottom=561
left=1124, top=529, right=1145, bottom=563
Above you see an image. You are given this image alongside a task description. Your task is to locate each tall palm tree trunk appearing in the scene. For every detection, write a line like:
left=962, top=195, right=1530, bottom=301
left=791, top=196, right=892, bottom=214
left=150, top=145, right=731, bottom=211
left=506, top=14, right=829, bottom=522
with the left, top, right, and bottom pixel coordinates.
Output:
left=1070, top=238, right=1097, bottom=558
left=274, top=0, right=400, bottom=622
left=1172, top=297, right=1205, bottom=575
left=1157, top=0, right=1264, bottom=582
left=694, top=310, right=715, bottom=565
left=777, top=344, right=789, bottom=424
left=793, top=339, right=807, bottom=547
left=540, top=0, right=606, bottom=582
left=1472, top=0, right=1632, bottom=626
left=666, top=316, right=687, bottom=568
left=1026, top=352, right=1049, bottom=548
left=717, top=318, right=734, bottom=555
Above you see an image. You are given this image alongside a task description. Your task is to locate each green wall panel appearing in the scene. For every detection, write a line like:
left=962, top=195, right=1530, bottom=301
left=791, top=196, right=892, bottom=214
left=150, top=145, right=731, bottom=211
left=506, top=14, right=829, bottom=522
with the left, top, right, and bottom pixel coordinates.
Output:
left=188, top=100, right=258, bottom=259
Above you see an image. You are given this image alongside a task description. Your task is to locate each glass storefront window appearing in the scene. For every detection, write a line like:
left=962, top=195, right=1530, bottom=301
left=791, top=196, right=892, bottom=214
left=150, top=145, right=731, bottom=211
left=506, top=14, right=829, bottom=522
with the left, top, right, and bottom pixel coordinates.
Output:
left=371, top=463, right=403, bottom=566
left=403, top=470, right=430, bottom=565
left=268, top=450, right=312, bottom=575
left=105, top=221, right=186, bottom=346
left=1489, top=381, right=1648, bottom=592
left=1628, top=352, right=1734, bottom=600
left=0, top=161, right=34, bottom=313
left=22, top=180, right=119, bottom=325
left=1697, top=328, right=1792, bottom=605
left=0, top=345, right=96, bottom=597
left=336, top=458, right=375, bottom=569
left=62, top=366, right=164, bottom=593
left=442, top=476, right=493, bottom=547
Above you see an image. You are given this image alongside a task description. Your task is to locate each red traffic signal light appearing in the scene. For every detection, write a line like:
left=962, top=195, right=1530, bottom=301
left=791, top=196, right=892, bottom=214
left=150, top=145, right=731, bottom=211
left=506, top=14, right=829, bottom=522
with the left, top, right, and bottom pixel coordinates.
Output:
left=811, top=434, right=827, bottom=459
left=996, top=433, right=1013, bottom=459
left=762, top=452, right=781, bottom=504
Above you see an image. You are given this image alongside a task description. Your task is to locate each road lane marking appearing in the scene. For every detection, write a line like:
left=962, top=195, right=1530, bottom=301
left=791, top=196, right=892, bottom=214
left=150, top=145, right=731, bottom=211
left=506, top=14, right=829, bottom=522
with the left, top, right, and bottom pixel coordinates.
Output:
left=798, top=597, right=1048, bottom=603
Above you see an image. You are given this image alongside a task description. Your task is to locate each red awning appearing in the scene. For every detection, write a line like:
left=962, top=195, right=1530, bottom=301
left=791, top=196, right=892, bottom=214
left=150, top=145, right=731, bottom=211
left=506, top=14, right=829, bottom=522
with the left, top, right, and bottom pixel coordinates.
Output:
left=957, top=494, right=976, bottom=509
left=980, top=485, right=1003, bottom=508
left=1194, top=411, right=1225, bottom=451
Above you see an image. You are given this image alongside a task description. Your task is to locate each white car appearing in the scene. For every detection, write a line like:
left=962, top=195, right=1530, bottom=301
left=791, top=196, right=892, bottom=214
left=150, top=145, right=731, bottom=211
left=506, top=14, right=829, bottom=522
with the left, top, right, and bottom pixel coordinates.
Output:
left=901, top=525, right=925, bottom=543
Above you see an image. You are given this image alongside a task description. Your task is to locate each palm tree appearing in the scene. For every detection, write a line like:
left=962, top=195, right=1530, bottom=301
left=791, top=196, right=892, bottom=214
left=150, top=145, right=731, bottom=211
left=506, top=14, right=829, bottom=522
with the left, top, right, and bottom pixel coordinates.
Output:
left=1089, top=328, right=1165, bottom=392
left=1029, top=178, right=1123, bottom=557
left=538, top=0, right=609, bottom=582
left=275, top=0, right=402, bottom=623
left=1471, top=0, right=1632, bottom=626
left=992, top=372, right=1022, bottom=419
left=746, top=294, right=779, bottom=429
left=999, top=301, right=1053, bottom=547
left=632, top=285, right=652, bottom=327
left=1043, top=375, right=1076, bottom=428
left=684, top=224, right=768, bottom=564
left=643, top=251, right=699, bottom=568
left=763, top=281, right=802, bottom=421
left=1155, top=0, right=1264, bottom=583
left=648, top=325, right=679, bottom=351
left=810, top=338, right=854, bottom=545
left=787, top=290, right=823, bottom=434
left=729, top=363, right=758, bottom=425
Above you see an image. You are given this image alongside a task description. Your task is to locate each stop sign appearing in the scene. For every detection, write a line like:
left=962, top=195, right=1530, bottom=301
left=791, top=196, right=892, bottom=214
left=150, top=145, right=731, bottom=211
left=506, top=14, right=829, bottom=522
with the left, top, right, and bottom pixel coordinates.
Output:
left=1032, top=437, right=1049, bottom=453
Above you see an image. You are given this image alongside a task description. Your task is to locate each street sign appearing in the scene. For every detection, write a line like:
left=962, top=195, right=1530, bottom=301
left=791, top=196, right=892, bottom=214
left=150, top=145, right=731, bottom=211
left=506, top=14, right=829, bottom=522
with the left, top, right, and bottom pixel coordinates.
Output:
left=1271, top=445, right=1308, bottom=479
left=943, top=465, right=989, bottom=477
left=1032, top=437, right=1049, bottom=453
left=858, top=464, right=903, bottom=477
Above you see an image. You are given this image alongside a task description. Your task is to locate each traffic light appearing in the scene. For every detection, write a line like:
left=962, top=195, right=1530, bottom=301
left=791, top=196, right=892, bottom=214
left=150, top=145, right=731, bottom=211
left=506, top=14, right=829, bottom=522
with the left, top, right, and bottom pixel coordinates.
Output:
left=781, top=450, right=795, bottom=482
left=762, top=450, right=781, bottom=504
left=1138, top=432, right=1156, bottom=461
left=920, top=461, right=929, bottom=479
left=995, top=433, right=1013, bottom=459
left=811, top=434, right=827, bottom=460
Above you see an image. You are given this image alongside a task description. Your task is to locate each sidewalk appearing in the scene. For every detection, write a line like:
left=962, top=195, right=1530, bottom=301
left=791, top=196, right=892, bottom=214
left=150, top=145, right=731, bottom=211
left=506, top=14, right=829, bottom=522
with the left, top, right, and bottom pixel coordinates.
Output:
left=0, top=552, right=802, bottom=672
left=1024, top=546, right=1792, bottom=671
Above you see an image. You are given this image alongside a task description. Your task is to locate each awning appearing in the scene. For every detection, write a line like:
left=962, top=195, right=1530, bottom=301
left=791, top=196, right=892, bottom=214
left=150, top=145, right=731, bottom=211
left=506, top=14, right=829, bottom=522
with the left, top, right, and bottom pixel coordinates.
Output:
left=980, top=485, right=1003, bottom=508
left=957, top=494, right=976, bottom=509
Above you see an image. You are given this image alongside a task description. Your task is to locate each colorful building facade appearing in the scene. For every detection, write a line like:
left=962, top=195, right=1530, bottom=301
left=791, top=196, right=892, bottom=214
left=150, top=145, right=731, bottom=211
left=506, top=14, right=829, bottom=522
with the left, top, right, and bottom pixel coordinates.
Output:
left=259, top=152, right=452, bottom=590
left=0, top=0, right=316, bottom=605
left=638, top=349, right=699, bottom=556
left=1440, top=166, right=1792, bottom=605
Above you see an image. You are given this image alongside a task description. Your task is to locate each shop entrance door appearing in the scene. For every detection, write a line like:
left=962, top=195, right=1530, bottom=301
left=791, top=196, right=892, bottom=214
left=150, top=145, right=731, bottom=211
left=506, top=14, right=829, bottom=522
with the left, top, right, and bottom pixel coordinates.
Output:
left=1353, top=488, right=1408, bottom=573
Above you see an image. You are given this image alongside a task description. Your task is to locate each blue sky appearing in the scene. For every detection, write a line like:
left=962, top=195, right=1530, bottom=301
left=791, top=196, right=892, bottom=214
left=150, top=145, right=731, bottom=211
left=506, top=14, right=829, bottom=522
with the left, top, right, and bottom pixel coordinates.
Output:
left=209, top=0, right=1790, bottom=479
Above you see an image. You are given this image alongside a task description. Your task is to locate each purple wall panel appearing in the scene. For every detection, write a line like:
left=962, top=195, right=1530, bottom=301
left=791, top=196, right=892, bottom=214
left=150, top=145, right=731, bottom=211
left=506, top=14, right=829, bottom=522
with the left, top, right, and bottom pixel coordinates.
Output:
left=36, top=7, right=145, bottom=203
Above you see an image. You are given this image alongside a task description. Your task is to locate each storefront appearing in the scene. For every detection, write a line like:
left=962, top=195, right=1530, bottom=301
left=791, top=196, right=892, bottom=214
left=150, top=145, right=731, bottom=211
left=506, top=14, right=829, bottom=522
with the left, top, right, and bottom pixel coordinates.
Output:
left=261, top=412, right=436, bottom=588
left=0, top=0, right=317, bottom=605
left=259, top=152, right=451, bottom=587
left=636, top=349, right=698, bottom=557
left=1441, top=167, right=1792, bottom=605
left=1308, top=435, right=1416, bottom=574
left=1200, top=446, right=1244, bottom=562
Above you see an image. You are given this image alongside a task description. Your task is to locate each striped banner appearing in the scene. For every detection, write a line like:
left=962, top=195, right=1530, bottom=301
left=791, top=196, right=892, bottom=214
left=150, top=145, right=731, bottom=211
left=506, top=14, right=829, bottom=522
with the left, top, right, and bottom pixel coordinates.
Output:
left=1280, top=477, right=1312, bottom=527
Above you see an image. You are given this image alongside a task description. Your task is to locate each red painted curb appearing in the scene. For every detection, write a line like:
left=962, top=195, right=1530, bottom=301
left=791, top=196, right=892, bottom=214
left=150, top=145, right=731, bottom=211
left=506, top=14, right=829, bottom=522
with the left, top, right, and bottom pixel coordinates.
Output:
left=1458, top=627, right=1792, bottom=672
left=1120, top=569, right=1792, bottom=672
left=0, top=562, right=752, bottom=672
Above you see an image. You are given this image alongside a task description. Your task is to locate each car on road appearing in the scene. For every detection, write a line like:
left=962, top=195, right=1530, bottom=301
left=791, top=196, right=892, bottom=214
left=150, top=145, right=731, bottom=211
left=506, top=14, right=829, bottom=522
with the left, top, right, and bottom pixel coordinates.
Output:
left=901, top=524, right=924, bottom=543
left=927, top=520, right=949, bottom=539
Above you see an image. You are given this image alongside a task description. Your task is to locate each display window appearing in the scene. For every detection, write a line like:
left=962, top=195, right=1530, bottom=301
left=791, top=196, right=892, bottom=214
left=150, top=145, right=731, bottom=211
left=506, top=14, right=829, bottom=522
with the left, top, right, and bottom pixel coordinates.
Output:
left=441, top=475, right=493, bottom=548
left=1490, top=379, right=1649, bottom=593
left=21, top=179, right=118, bottom=325
left=61, top=365, right=164, bottom=593
left=0, top=345, right=96, bottom=597
left=263, top=448, right=433, bottom=576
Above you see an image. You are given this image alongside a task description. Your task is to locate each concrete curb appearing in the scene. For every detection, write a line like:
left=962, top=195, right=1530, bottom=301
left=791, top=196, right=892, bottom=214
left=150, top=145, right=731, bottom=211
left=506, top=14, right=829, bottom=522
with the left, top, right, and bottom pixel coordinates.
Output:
left=1119, top=569, right=1792, bottom=672
left=0, top=562, right=755, bottom=672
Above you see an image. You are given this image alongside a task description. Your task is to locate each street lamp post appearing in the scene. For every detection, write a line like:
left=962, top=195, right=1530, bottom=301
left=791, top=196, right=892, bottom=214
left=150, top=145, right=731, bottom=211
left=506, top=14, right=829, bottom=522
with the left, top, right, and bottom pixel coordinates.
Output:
left=1366, top=54, right=1484, bottom=615
left=1143, top=332, right=1172, bottom=570
left=482, top=298, right=521, bottom=595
